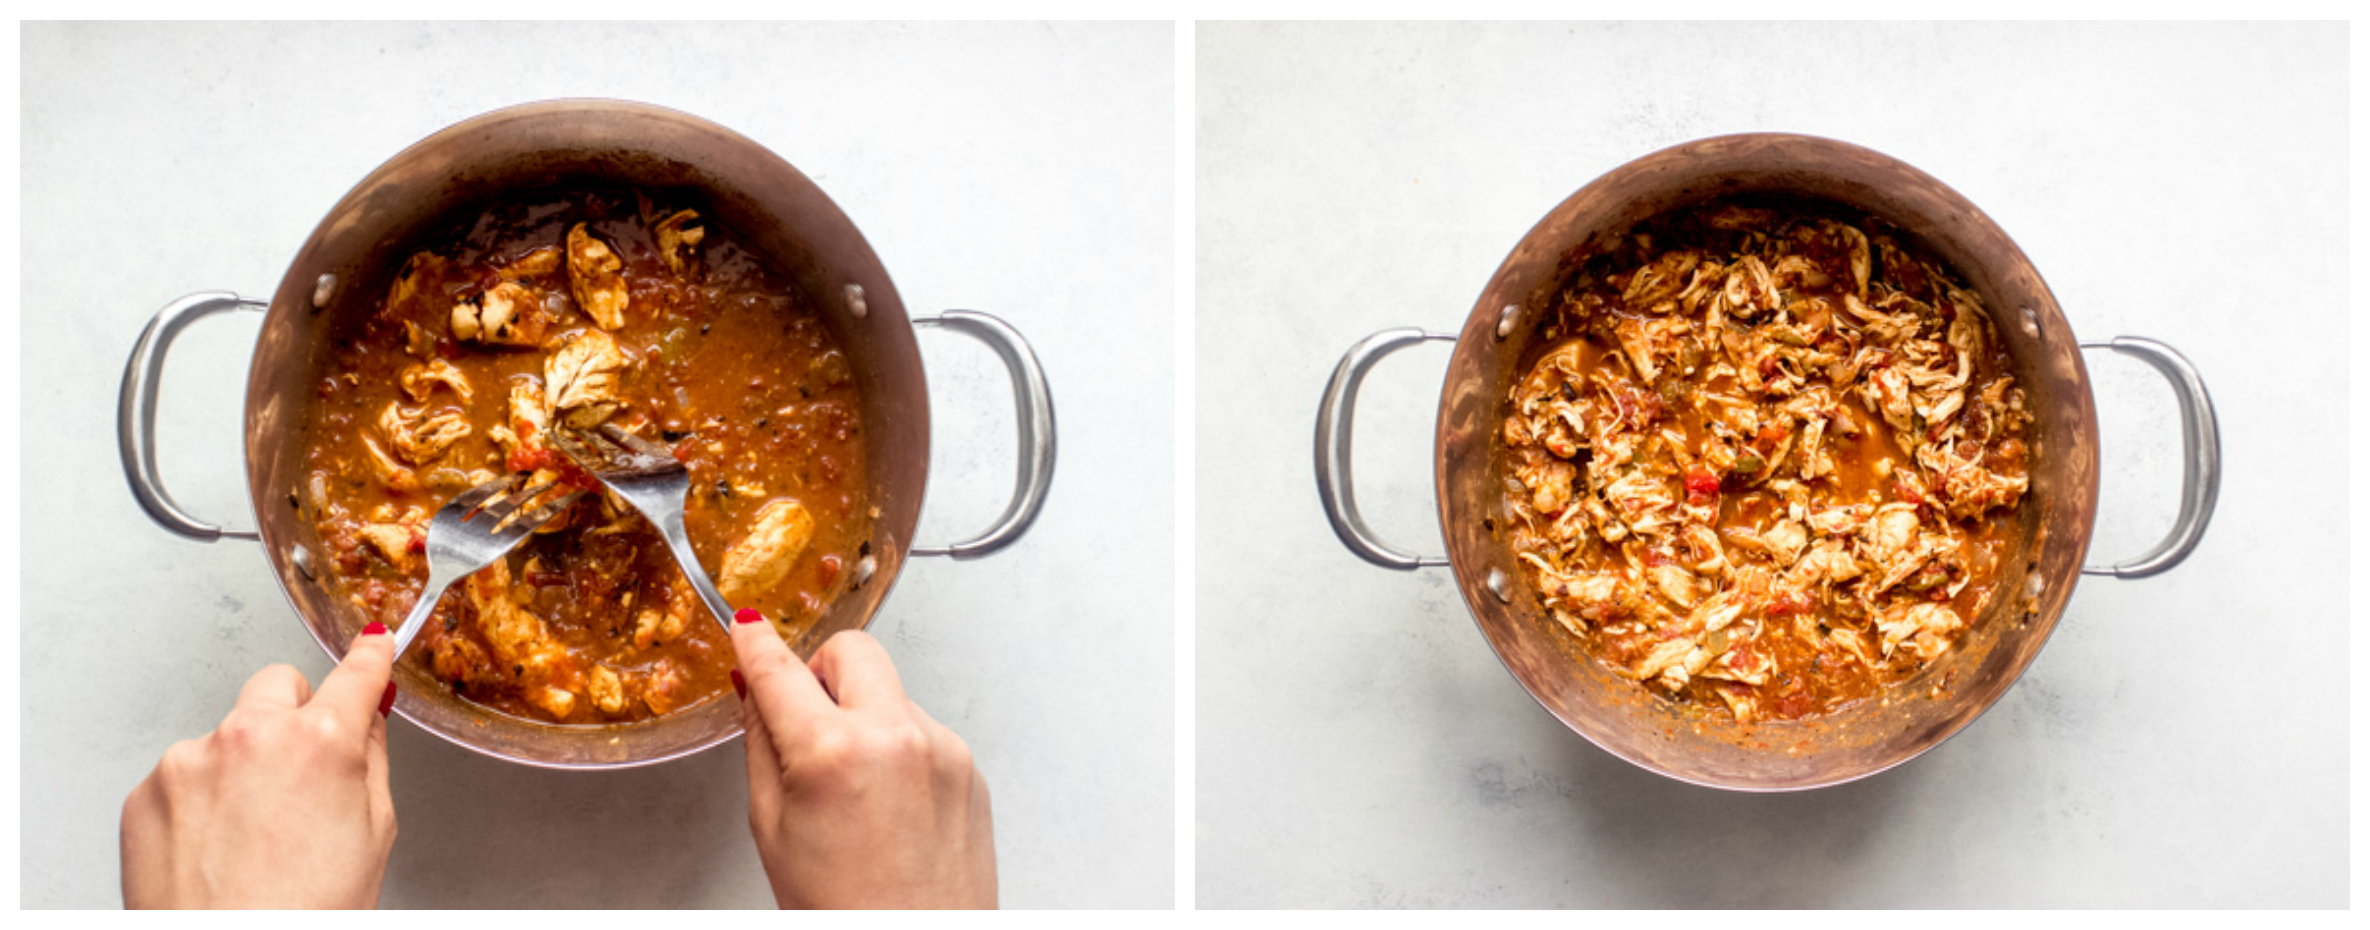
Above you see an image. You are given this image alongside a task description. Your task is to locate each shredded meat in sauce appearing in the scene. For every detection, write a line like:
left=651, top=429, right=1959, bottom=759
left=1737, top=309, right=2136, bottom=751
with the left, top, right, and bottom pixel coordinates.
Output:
left=1502, top=200, right=2032, bottom=723
left=300, top=188, right=871, bottom=725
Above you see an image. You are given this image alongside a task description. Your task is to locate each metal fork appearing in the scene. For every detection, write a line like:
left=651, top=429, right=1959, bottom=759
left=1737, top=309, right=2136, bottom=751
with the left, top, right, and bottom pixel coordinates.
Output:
left=389, top=474, right=586, bottom=660
left=549, top=423, right=736, bottom=632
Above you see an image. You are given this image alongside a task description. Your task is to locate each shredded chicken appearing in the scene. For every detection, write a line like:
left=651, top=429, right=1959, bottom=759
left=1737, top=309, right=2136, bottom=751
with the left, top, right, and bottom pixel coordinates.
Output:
left=1503, top=202, right=2029, bottom=722
left=377, top=401, right=470, bottom=465
left=450, top=280, right=552, bottom=346
left=654, top=209, right=705, bottom=276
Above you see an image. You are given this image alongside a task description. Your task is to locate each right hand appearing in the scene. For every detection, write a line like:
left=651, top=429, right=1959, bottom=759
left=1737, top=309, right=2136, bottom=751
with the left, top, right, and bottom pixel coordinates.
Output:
left=729, top=609, right=996, bottom=909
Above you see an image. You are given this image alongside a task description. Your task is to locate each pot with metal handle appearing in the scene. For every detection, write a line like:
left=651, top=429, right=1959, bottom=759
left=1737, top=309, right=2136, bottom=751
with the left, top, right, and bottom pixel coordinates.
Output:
left=1314, top=133, right=2219, bottom=790
left=116, top=100, right=1057, bottom=770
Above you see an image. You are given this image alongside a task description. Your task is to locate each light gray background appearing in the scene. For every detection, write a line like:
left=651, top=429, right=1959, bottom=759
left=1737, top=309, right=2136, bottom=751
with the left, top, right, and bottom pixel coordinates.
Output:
left=1196, top=22, right=2346, bottom=907
left=22, top=22, right=1174, bottom=908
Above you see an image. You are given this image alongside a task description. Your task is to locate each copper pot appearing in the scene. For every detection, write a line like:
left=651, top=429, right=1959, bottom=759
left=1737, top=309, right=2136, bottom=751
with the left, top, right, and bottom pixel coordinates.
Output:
left=1316, top=133, right=2218, bottom=790
left=118, top=100, right=1056, bottom=769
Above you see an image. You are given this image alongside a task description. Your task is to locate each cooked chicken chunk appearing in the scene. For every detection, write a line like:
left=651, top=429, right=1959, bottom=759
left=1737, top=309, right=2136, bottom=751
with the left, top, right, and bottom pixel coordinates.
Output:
left=499, top=246, right=562, bottom=280
left=545, top=330, right=628, bottom=428
left=718, top=499, right=816, bottom=604
left=450, top=280, right=552, bottom=346
left=398, top=358, right=473, bottom=403
left=356, top=523, right=422, bottom=568
left=377, top=401, right=470, bottom=465
left=461, top=559, right=570, bottom=715
left=588, top=665, right=629, bottom=716
left=566, top=223, right=630, bottom=330
left=654, top=209, right=705, bottom=276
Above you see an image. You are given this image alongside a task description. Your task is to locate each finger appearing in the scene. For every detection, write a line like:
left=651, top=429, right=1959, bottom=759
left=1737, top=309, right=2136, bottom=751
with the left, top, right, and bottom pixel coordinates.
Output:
left=363, top=704, right=395, bottom=837
left=236, top=663, right=313, bottom=709
left=727, top=609, right=836, bottom=762
left=807, top=630, right=908, bottom=712
left=311, top=623, right=397, bottom=728
left=741, top=700, right=783, bottom=835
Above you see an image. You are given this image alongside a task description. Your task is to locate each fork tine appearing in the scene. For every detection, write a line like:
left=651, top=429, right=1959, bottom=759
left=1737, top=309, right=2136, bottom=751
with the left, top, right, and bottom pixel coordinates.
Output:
left=597, top=422, right=671, bottom=458
left=473, top=479, right=560, bottom=528
left=490, top=489, right=584, bottom=546
left=549, top=428, right=603, bottom=467
left=449, top=472, right=524, bottom=516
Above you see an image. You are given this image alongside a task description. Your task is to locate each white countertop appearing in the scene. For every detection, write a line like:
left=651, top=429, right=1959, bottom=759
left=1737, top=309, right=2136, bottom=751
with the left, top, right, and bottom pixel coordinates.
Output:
left=21, top=21, right=1175, bottom=908
left=1194, top=22, right=2346, bottom=907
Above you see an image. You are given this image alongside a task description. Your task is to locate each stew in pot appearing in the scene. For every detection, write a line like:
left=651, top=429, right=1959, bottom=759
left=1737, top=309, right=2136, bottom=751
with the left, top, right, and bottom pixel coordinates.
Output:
left=1501, top=199, right=2031, bottom=723
left=297, top=187, right=871, bottom=724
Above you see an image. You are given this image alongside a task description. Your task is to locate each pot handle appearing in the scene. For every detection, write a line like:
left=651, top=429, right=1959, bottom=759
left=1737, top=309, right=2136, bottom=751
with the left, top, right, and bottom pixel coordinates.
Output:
left=118, top=292, right=268, bottom=542
left=2079, top=336, right=2221, bottom=579
left=1316, top=328, right=1456, bottom=570
left=910, top=310, right=1056, bottom=559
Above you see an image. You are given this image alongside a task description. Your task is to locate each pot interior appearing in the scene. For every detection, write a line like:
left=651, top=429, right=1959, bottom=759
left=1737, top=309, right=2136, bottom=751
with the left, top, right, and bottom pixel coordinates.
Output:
left=1437, top=134, right=2100, bottom=789
left=243, top=101, right=928, bottom=768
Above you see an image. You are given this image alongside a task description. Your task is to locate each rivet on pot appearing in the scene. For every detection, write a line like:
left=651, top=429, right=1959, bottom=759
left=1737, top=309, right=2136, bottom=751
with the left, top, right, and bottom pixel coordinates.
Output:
left=2019, top=305, right=2040, bottom=339
left=311, top=273, right=337, bottom=310
left=1495, top=303, right=1520, bottom=339
left=851, top=554, right=877, bottom=590
left=291, top=544, right=316, bottom=581
left=845, top=283, right=869, bottom=319
left=1485, top=567, right=1512, bottom=603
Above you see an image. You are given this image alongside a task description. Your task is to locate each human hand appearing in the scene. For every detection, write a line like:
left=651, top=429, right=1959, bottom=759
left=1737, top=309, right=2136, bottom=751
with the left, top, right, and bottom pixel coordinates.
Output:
left=120, top=622, right=400, bottom=909
left=730, top=609, right=996, bottom=909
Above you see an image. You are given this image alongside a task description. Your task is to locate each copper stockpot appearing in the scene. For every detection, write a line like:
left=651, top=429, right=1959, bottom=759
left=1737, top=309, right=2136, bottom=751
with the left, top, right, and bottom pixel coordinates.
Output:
left=1316, top=133, right=2219, bottom=790
left=119, top=100, right=1056, bottom=769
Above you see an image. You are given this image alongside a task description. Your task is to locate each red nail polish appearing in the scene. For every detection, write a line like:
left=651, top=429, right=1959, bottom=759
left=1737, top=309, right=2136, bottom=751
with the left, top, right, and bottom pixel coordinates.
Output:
left=731, top=669, right=747, bottom=700
left=362, top=621, right=388, bottom=637
left=734, top=608, right=763, bottom=625
left=379, top=682, right=397, bottom=717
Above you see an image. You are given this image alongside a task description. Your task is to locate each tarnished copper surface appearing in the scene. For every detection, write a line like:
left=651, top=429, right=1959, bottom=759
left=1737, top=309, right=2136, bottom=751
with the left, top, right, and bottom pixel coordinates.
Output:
left=1435, top=134, right=2098, bottom=790
left=244, top=100, right=929, bottom=768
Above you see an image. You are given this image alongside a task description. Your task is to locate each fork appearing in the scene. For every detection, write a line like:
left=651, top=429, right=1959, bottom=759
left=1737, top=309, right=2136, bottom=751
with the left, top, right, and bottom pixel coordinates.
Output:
left=388, top=473, right=586, bottom=660
left=549, top=423, right=736, bottom=633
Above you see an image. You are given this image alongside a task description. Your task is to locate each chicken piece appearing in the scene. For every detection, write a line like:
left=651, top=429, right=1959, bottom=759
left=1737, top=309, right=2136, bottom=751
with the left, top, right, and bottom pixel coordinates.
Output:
left=498, top=380, right=550, bottom=455
left=461, top=559, right=568, bottom=693
left=450, top=280, right=553, bottom=347
left=1646, top=563, right=1700, bottom=609
left=642, top=661, right=685, bottom=715
left=386, top=250, right=447, bottom=315
left=378, top=401, right=470, bottom=465
left=719, top=499, right=816, bottom=604
left=654, top=209, right=706, bottom=276
left=545, top=330, right=629, bottom=429
left=355, top=523, right=423, bottom=568
left=358, top=436, right=420, bottom=494
left=529, top=686, right=577, bottom=720
left=1789, top=540, right=1865, bottom=589
left=631, top=583, right=693, bottom=649
left=566, top=223, right=630, bottom=330
left=1860, top=362, right=1918, bottom=441
left=1622, top=249, right=1702, bottom=311
left=398, top=358, right=474, bottom=403
left=1806, top=503, right=1872, bottom=537
left=1633, top=635, right=1708, bottom=690
left=588, top=665, right=629, bottom=716
left=1611, top=315, right=1695, bottom=385
left=1518, top=455, right=1578, bottom=514
left=1700, top=643, right=1775, bottom=687
left=1713, top=254, right=1780, bottom=318
left=499, top=246, right=562, bottom=281
left=1859, top=503, right=1922, bottom=563
left=1876, top=602, right=1965, bottom=662
left=1761, top=519, right=1809, bottom=566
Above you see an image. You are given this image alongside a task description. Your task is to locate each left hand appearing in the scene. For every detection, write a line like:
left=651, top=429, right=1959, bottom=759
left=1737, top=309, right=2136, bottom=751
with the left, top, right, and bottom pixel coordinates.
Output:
left=120, top=623, right=400, bottom=908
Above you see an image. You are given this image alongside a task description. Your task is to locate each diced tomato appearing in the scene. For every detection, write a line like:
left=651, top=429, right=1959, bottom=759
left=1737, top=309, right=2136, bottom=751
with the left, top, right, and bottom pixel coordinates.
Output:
left=407, top=527, right=426, bottom=554
left=1684, top=467, right=1721, bottom=505
left=517, top=419, right=537, bottom=441
left=818, top=554, right=842, bottom=587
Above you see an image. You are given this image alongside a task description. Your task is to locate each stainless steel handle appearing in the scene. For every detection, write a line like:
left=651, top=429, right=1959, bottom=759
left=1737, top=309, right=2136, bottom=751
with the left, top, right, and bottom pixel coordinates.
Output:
left=2079, top=336, right=2221, bottom=579
left=911, top=310, right=1057, bottom=559
left=1315, top=328, right=1456, bottom=570
left=117, top=292, right=266, bottom=542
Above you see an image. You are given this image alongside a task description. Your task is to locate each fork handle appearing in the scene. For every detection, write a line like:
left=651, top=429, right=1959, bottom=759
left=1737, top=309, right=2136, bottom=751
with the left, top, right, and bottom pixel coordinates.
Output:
left=656, top=510, right=738, bottom=632
left=390, top=567, right=461, bottom=661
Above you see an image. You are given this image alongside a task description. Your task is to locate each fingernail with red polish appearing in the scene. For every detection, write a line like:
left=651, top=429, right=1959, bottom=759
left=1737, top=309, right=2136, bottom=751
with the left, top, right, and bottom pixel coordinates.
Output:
left=362, top=621, right=388, bottom=637
left=379, top=682, right=397, bottom=717
left=731, top=670, right=747, bottom=700
left=734, top=608, right=763, bottom=625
